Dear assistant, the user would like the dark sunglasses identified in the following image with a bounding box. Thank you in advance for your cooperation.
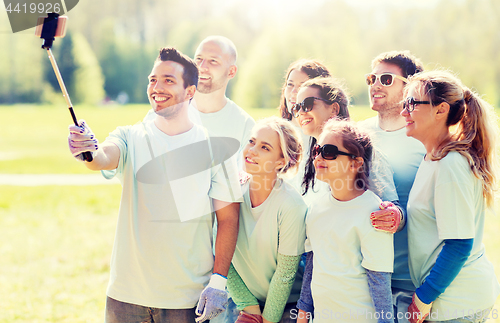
[365,73,408,87]
[403,97,430,112]
[313,144,357,160]
[291,97,332,118]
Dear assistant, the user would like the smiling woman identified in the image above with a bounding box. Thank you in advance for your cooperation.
[227,116,307,323]
[294,77,350,200]
[402,70,500,322]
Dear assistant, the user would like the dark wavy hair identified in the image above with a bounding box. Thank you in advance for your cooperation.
[156,47,199,89]
[300,77,351,195]
[371,50,424,78]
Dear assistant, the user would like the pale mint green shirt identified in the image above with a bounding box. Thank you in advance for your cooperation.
[408,152,500,320]
[306,190,394,323]
[101,121,242,308]
[359,116,426,291]
[231,178,307,303]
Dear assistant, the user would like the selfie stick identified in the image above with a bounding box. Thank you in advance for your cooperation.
[39,13,93,162]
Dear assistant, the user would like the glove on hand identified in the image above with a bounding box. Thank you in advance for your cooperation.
[235,311,264,323]
[68,120,98,161]
[407,293,432,323]
[195,274,228,322]
[370,201,402,233]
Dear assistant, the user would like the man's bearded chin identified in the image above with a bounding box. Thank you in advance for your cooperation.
[197,81,214,94]
[379,101,404,120]
[154,102,185,119]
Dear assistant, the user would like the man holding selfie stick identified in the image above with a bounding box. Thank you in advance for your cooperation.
[68,47,242,323]
[359,51,426,323]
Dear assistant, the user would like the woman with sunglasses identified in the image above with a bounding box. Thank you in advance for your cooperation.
[401,71,500,323]
[279,59,331,124]
[277,60,332,202]
[296,119,394,323]
[227,117,307,323]
[294,77,400,210]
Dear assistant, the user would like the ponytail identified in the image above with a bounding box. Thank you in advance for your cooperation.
[411,71,498,207]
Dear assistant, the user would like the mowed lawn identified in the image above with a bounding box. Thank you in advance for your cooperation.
[1,104,499,322]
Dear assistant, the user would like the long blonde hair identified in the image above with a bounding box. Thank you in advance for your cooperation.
[407,70,499,206]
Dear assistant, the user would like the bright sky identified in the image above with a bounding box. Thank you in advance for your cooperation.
[1,0,459,34]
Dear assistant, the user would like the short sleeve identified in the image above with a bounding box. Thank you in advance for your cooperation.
[361,228,394,273]
[101,126,131,181]
[369,148,398,202]
[434,156,476,239]
[304,237,312,253]
[209,154,243,203]
[277,199,308,256]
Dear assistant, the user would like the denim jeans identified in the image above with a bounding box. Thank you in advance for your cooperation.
[392,287,413,323]
[209,297,239,323]
[105,297,197,323]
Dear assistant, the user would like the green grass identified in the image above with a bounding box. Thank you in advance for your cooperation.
[0,104,376,174]
[0,185,121,323]
[1,104,499,322]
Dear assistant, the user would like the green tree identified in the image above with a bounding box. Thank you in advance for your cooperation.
[71,32,105,104]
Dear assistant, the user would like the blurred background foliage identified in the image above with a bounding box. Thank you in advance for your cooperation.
[0,0,499,108]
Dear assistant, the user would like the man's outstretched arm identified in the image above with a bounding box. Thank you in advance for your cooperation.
[68,119,119,171]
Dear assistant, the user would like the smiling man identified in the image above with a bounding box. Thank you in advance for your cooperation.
[144,36,255,168]
[359,51,426,323]
[190,36,255,158]
[68,47,242,323]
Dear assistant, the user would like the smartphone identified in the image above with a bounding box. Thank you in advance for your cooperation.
[35,15,68,38]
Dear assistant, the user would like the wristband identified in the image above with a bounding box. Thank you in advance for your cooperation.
[208,273,227,290]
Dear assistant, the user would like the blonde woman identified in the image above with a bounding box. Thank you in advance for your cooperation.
[402,71,500,322]
[228,117,307,323]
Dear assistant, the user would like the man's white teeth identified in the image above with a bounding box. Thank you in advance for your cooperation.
[374,94,384,98]
[153,95,168,102]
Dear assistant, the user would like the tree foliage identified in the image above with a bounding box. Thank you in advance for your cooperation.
[1,0,499,107]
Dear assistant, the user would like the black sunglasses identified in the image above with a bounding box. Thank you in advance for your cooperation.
[403,97,430,112]
[365,73,408,87]
[313,144,357,160]
[291,97,332,118]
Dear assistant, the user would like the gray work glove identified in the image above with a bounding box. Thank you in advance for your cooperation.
[195,274,228,322]
[68,119,98,161]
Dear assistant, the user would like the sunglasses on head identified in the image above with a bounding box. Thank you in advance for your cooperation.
[313,144,357,160]
[365,73,408,87]
[291,97,332,118]
[402,97,431,113]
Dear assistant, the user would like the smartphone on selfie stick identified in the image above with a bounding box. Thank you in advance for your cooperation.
[35,13,93,162]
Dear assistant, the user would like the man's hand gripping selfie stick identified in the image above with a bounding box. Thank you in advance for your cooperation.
[37,13,93,162]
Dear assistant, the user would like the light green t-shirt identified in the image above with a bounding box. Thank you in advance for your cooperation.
[306,190,394,323]
[231,178,307,303]
[144,98,255,167]
[359,116,426,291]
[101,121,242,308]
[407,152,500,320]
